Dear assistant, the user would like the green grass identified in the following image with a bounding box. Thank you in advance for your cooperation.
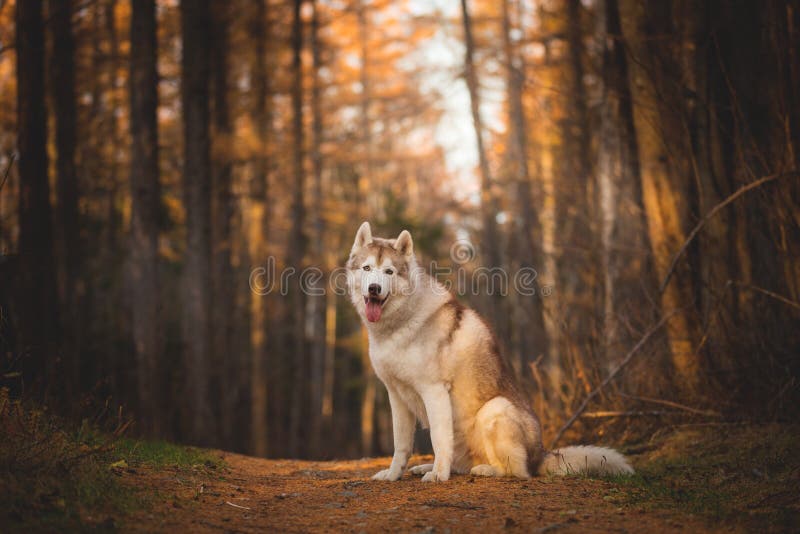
[114,438,222,469]
[0,388,222,532]
[612,424,800,532]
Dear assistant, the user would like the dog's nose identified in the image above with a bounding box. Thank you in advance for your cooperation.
[368,283,381,296]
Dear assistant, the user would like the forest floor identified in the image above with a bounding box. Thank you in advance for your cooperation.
[119,452,709,534]
[3,415,799,532]
[119,424,798,533]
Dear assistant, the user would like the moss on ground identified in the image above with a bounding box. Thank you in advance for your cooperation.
[0,388,222,532]
[615,424,800,532]
[114,438,220,469]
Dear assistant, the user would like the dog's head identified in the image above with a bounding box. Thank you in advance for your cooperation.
[346,222,418,324]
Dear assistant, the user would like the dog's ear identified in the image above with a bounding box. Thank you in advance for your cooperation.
[394,230,414,257]
[352,221,373,251]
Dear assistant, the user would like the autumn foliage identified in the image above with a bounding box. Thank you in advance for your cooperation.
[0,0,798,459]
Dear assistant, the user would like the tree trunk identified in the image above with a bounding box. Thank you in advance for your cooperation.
[211,0,236,449]
[619,0,702,395]
[103,0,123,399]
[357,0,375,215]
[181,0,213,445]
[461,0,504,336]
[16,0,59,390]
[129,0,161,435]
[501,0,549,387]
[561,0,600,389]
[596,0,658,365]
[287,0,307,458]
[49,0,81,395]
[683,0,731,334]
[308,0,327,459]
[249,0,271,457]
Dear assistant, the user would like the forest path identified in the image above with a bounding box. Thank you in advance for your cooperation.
[120,452,713,533]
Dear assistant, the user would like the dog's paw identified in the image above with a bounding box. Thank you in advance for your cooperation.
[409,463,434,476]
[421,470,450,482]
[371,468,401,481]
[469,464,496,477]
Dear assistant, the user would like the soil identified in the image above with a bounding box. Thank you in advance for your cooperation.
[120,453,714,533]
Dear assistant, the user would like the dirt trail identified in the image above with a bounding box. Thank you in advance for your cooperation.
[121,453,714,533]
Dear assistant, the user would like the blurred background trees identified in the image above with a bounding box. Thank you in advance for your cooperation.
[0,0,798,458]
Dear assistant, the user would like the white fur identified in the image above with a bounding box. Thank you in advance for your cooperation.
[539,445,634,476]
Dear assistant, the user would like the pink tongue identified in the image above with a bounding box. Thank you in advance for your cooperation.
[366,300,382,322]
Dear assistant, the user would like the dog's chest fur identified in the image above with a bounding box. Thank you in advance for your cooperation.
[370,327,441,382]
[367,293,454,427]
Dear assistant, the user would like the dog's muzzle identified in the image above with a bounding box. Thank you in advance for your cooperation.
[364,286,387,323]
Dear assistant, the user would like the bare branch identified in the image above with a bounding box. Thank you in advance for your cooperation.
[730,281,800,311]
[658,171,796,294]
[617,392,722,417]
[0,154,15,193]
[550,312,675,448]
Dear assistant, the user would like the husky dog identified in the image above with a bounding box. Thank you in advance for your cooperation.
[346,222,634,482]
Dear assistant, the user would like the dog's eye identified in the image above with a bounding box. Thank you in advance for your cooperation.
[385,269,394,275]
[362,265,371,271]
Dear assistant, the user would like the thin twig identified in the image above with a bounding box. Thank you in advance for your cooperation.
[550,312,674,448]
[224,501,251,510]
[582,410,672,418]
[0,154,15,193]
[617,392,722,417]
[659,171,795,293]
[730,281,800,311]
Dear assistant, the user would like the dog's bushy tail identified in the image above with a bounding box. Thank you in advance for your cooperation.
[538,445,634,476]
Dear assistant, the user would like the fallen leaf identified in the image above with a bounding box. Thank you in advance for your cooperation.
[109,459,128,470]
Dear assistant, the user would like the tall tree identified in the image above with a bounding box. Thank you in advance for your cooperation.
[619,0,702,394]
[210,0,237,448]
[500,0,549,385]
[181,0,213,444]
[80,0,125,396]
[596,0,657,362]
[129,0,162,435]
[103,0,122,255]
[460,0,504,329]
[681,0,737,391]
[49,0,81,392]
[556,0,601,401]
[287,0,307,457]
[357,0,374,214]
[309,0,327,458]
[248,0,271,458]
[16,0,59,388]
[102,0,124,396]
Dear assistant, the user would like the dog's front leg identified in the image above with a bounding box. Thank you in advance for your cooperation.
[419,384,453,482]
[372,386,415,481]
